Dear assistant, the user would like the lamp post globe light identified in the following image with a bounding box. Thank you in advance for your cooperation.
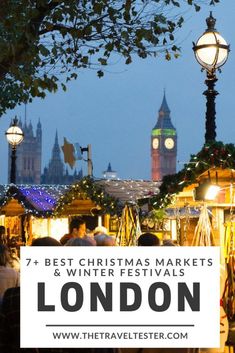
[5,116,24,184]
[193,12,229,143]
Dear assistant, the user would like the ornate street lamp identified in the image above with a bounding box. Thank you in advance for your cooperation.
[193,12,229,143]
[5,116,24,183]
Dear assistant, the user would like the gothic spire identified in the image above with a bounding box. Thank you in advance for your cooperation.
[55,130,58,145]
[52,130,62,160]
[153,91,176,130]
[37,117,42,129]
[36,118,42,142]
[107,162,112,172]
[51,130,62,163]
[24,103,27,128]
[158,90,170,114]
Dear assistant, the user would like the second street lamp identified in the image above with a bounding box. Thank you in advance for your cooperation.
[193,12,229,143]
[5,117,24,184]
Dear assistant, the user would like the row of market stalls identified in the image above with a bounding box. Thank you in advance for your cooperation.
[0,177,160,244]
[149,141,235,321]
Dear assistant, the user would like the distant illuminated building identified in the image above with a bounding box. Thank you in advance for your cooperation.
[41,131,83,184]
[8,118,42,184]
[103,163,117,179]
[151,92,177,181]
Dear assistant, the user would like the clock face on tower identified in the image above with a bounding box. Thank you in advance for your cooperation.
[164,137,174,149]
[152,138,159,149]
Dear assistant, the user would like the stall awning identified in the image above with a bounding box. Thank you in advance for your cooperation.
[0,184,69,216]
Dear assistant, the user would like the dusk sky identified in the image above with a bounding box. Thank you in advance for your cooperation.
[1,1,235,184]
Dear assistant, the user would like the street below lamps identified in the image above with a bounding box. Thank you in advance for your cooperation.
[193,12,229,144]
[5,117,24,184]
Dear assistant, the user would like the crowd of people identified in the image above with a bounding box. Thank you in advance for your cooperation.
[0,218,229,353]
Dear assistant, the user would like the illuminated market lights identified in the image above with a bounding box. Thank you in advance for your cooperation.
[150,142,235,209]
[0,177,160,218]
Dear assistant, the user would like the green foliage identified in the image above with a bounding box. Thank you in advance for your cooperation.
[150,141,235,209]
[148,209,167,230]
[54,176,122,216]
[148,208,166,222]
[0,0,218,115]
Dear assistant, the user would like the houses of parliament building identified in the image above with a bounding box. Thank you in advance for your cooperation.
[8,118,82,185]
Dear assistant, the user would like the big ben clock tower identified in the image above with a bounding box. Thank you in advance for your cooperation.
[151,92,177,181]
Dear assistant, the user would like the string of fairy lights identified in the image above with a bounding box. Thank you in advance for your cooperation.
[54,177,121,216]
[150,141,235,209]
[0,177,160,217]
[0,184,69,217]
[54,177,159,216]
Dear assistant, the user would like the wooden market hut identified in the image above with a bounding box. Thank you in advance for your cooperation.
[53,177,160,235]
[0,184,70,244]
[147,142,235,249]
[0,182,103,243]
[0,177,160,243]
[165,167,235,251]
[147,166,235,253]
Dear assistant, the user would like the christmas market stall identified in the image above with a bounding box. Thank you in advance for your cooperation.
[54,177,160,240]
[52,177,120,232]
[0,184,70,244]
[0,180,106,243]
[149,142,235,248]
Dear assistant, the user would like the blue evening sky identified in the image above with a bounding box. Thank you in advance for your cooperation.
[1,1,235,183]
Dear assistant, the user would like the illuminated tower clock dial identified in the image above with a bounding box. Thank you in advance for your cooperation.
[164,138,174,149]
[152,138,159,149]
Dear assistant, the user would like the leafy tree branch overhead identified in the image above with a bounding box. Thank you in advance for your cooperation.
[0,0,219,115]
